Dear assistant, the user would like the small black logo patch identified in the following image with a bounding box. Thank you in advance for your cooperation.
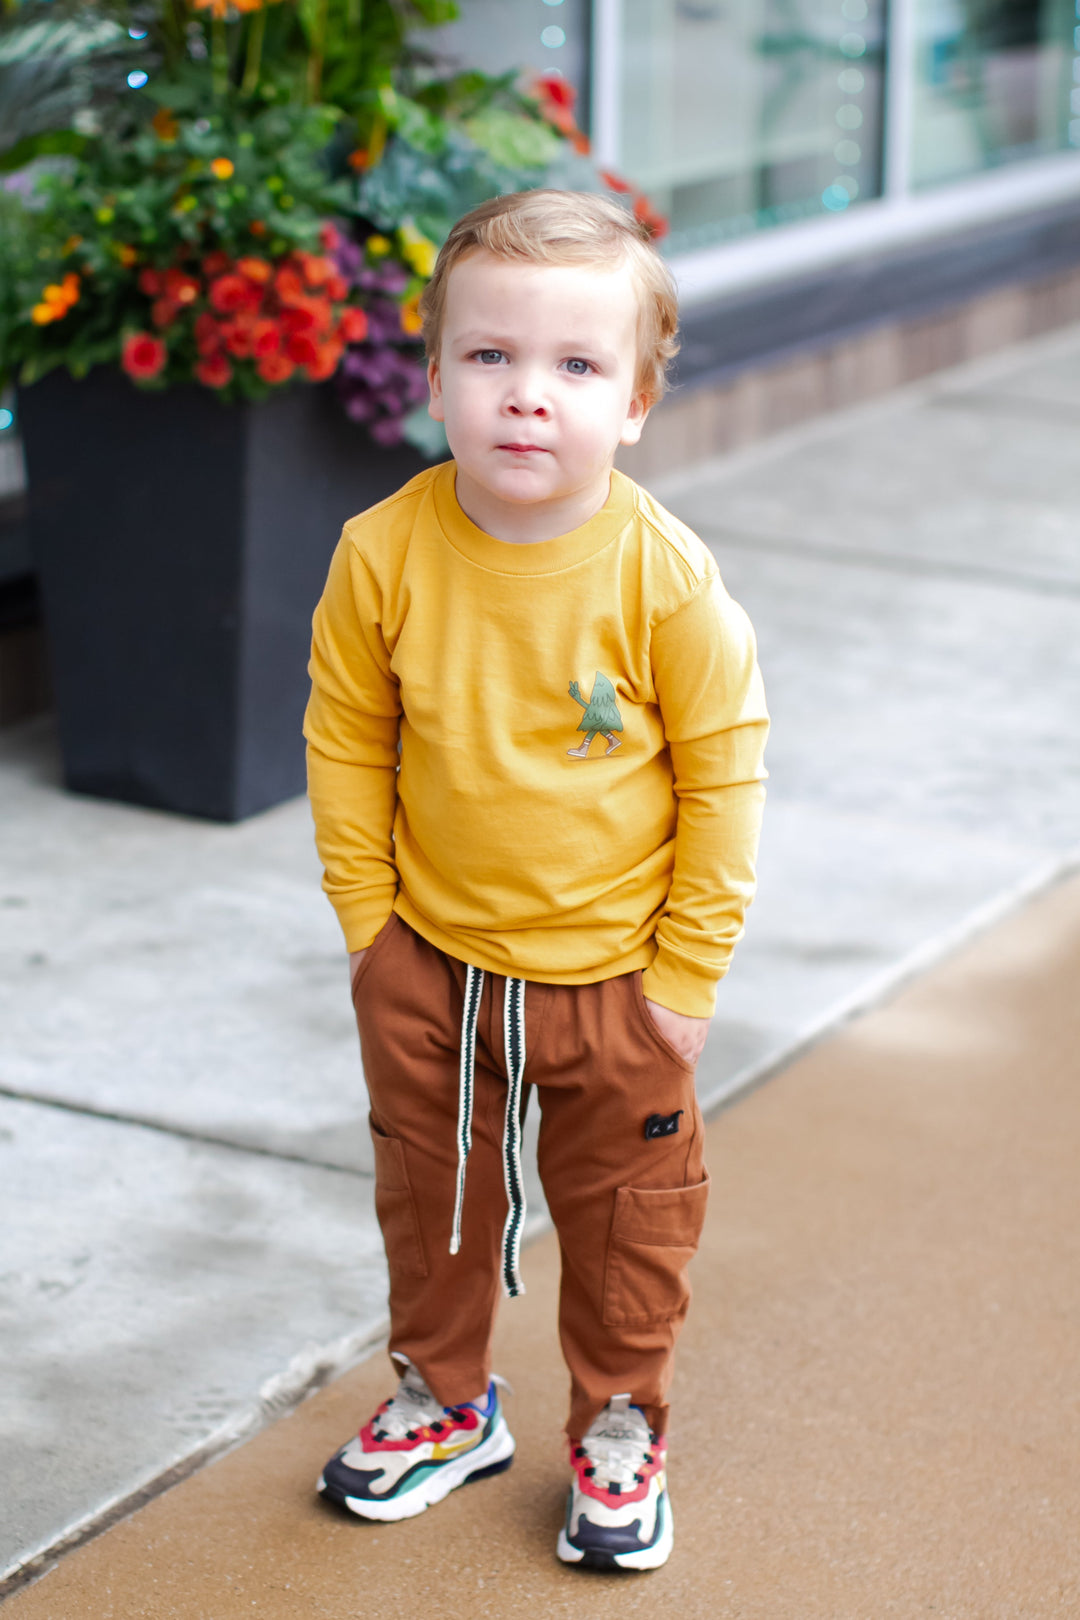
[644,1110,683,1140]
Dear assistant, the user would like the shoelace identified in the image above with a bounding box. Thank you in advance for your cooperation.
[581,1398,653,1491]
[371,1368,447,1440]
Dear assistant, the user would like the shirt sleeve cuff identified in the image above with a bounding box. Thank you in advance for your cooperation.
[641,943,725,1019]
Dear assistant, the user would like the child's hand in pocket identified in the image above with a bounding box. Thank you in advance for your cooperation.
[644,999,710,1066]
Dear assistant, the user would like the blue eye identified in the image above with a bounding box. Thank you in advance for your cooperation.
[477,350,504,364]
[564,358,591,376]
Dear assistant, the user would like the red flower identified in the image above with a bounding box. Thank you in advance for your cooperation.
[600,169,632,194]
[337,306,369,344]
[326,272,349,302]
[319,223,342,254]
[251,318,281,358]
[151,297,180,329]
[220,318,256,359]
[304,339,344,382]
[164,268,200,305]
[256,351,295,384]
[196,352,233,389]
[202,251,231,277]
[194,313,222,355]
[138,268,165,297]
[121,332,167,381]
[210,273,259,315]
[535,72,575,110]
[284,330,320,367]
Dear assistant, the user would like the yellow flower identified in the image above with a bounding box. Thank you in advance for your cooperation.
[31,303,55,325]
[210,157,235,181]
[399,292,423,336]
[398,225,437,279]
[95,206,115,225]
[366,234,391,258]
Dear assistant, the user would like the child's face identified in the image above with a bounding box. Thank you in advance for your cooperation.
[428,250,650,540]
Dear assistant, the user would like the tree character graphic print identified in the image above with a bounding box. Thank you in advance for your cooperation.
[567,671,623,758]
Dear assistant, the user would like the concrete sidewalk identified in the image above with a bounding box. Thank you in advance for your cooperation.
[8,862,1080,1618]
[3,322,1080,1594]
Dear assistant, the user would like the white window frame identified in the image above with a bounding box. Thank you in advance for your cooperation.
[591,0,1080,307]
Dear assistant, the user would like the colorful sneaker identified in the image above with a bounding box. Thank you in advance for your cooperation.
[317,1359,514,1522]
[556,1394,673,1571]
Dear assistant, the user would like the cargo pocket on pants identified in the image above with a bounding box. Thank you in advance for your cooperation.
[602,1172,710,1327]
[369,1118,428,1280]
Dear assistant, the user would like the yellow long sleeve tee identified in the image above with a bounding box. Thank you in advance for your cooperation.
[304,462,768,1018]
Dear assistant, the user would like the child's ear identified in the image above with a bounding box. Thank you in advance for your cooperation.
[619,391,651,448]
[427,358,445,423]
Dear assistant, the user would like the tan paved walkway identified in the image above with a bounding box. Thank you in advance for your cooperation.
[9,872,1080,1619]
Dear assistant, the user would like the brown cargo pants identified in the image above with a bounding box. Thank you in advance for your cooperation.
[352,912,710,1440]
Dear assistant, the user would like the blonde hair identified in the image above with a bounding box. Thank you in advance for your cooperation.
[418,190,680,405]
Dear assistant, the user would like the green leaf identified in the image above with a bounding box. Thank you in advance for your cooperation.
[462,108,562,170]
[0,128,86,173]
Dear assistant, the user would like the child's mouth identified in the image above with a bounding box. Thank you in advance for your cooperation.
[498,443,547,454]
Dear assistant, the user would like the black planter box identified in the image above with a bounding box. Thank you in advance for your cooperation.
[19,368,426,820]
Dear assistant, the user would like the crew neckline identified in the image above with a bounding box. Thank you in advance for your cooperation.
[432,462,636,576]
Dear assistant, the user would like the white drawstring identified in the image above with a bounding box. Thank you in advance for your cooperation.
[450,967,528,1298]
[501,976,527,1298]
[450,964,484,1256]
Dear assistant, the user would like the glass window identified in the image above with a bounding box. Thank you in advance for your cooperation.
[910,0,1079,186]
[426,0,592,119]
[617,0,886,252]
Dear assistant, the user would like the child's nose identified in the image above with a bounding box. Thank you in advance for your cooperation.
[505,370,550,417]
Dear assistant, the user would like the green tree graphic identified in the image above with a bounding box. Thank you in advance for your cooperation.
[567,672,624,757]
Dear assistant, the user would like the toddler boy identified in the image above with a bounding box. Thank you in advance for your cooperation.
[304,189,768,1570]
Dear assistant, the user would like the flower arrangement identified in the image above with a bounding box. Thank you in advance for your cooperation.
[0,0,668,451]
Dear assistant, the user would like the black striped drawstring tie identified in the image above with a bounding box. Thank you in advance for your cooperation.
[449,966,527,1298]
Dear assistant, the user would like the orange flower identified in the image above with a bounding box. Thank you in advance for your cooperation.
[298,252,334,288]
[116,244,138,267]
[33,275,81,323]
[122,332,168,381]
[347,149,370,172]
[338,306,368,344]
[399,293,422,336]
[304,339,344,382]
[196,351,233,389]
[256,351,295,384]
[209,158,235,181]
[152,108,179,142]
[189,0,229,17]
[326,272,349,301]
[599,169,631,195]
[632,194,669,240]
[274,264,307,306]
[62,234,83,255]
[151,297,180,329]
[249,221,268,239]
[236,257,273,284]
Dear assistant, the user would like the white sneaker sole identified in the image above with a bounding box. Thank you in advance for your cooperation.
[318,1417,515,1523]
[556,1493,674,1571]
